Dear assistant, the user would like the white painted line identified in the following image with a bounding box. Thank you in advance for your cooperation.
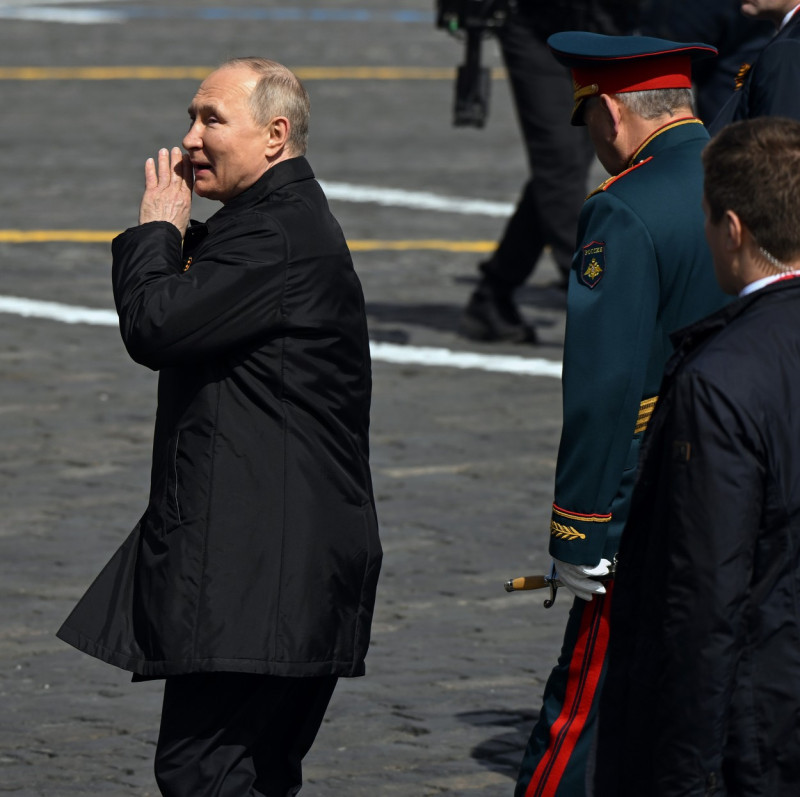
[0,0,121,5]
[1,296,562,378]
[370,341,561,377]
[0,295,119,326]
[319,181,514,217]
[2,11,122,24]
[0,0,125,24]
[0,4,435,25]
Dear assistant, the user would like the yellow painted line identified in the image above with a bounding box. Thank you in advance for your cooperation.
[0,66,507,81]
[348,239,495,253]
[0,66,213,81]
[0,230,116,243]
[0,231,495,253]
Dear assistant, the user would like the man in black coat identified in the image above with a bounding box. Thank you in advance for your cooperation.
[710,0,800,131]
[595,117,800,796]
[57,58,382,797]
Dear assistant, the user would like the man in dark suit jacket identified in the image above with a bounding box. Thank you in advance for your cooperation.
[57,58,382,797]
[710,0,800,130]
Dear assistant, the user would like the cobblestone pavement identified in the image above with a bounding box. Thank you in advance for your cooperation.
[0,2,597,794]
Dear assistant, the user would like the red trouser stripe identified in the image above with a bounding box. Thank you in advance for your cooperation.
[524,584,613,797]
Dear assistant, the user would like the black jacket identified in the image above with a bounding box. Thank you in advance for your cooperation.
[595,278,800,796]
[710,8,800,132]
[57,157,382,679]
[639,0,773,123]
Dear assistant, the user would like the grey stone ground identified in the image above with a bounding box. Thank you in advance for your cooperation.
[0,2,601,794]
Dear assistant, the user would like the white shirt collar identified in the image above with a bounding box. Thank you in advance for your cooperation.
[781,4,800,29]
[740,270,800,296]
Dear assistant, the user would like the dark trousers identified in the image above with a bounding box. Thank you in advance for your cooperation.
[482,12,594,286]
[155,673,338,797]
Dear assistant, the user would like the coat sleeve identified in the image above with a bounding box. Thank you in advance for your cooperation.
[549,191,660,565]
[652,370,764,794]
[111,216,289,369]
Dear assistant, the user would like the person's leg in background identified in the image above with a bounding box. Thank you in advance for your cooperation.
[460,12,594,343]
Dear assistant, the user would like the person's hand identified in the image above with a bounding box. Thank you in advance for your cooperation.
[138,147,193,235]
[553,558,611,602]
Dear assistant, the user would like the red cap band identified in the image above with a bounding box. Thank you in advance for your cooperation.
[572,53,693,99]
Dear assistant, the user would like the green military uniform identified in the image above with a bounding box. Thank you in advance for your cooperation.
[515,32,729,797]
[550,117,729,567]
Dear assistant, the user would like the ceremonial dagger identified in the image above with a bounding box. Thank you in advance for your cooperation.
[504,560,616,608]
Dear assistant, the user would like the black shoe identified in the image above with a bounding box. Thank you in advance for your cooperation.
[459,284,537,343]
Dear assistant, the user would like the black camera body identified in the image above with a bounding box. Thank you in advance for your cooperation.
[435,1,512,127]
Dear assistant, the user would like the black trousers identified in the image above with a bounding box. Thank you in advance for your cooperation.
[155,673,338,797]
[482,11,594,285]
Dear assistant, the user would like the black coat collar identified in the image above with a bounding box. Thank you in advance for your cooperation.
[216,156,315,216]
[666,277,800,378]
[183,156,315,251]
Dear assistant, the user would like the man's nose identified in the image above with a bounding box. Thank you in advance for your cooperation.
[183,122,201,150]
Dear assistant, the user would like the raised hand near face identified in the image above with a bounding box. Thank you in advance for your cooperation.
[138,146,193,236]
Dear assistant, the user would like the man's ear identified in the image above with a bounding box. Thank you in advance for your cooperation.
[265,116,290,158]
[597,93,623,136]
[724,209,744,252]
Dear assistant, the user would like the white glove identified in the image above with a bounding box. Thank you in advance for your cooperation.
[552,558,612,602]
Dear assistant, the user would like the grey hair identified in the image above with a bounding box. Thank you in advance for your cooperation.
[615,88,695,120]
[220,57,310,155]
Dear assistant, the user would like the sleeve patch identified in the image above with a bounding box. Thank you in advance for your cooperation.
[580,241,605,288]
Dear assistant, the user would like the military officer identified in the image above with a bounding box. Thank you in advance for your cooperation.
[514,33,730,797]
